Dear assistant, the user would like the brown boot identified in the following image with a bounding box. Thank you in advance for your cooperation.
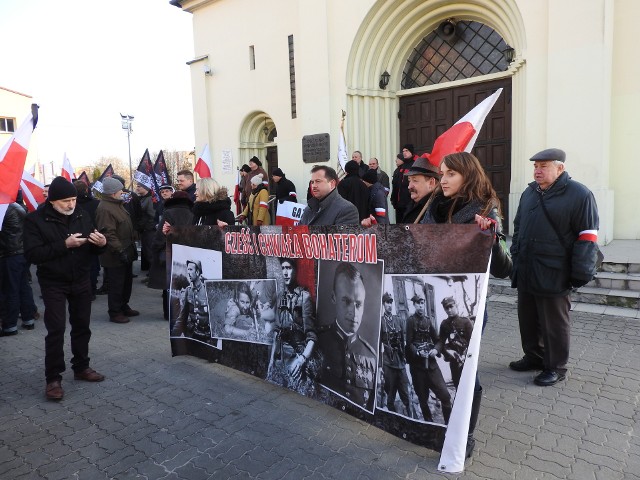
[46,380,64,401]
[109,314,130,324]
[74,368,105,382]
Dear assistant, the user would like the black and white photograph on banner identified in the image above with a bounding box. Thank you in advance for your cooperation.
[379,273,484,425]
[315,260,384,414]
[169,245,222,349]
[265,256,322,396]
[205,279,277,345]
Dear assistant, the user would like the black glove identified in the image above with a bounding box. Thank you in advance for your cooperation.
[119,250,131,264]
[570,277,590,289]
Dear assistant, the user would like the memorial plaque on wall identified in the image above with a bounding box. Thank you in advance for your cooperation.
[302,133,330,163]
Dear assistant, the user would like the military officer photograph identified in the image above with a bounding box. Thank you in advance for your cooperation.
[170,259,212,343]
[434,296,473,390]
[378,292,412,417]
[316,260,384,413]
[168,245,223,349]
[405,282,453,425]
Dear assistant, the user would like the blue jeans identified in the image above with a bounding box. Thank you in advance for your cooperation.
[2,254,37,332]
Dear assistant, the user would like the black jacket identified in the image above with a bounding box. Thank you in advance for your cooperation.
[0,203,28,257]
[275,176,298,204]
[401,194,430,224]
[24,203,105,285]
[76,194,99,224]
[511,171,599,296]
[192,195,236,226]
[337,173,369,221]
[391,160,413,212]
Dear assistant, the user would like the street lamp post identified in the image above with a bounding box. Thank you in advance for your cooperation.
[120,113,134,188]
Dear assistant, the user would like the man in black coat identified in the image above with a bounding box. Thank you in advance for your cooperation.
[271,168,297,214]
[401,156,440,223]
[337,160,369,221]
[509,148,600,387]
[24,176,108,401]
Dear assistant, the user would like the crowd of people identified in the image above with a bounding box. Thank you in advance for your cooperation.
[0,145,600,462]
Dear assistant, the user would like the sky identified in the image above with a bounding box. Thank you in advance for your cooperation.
[0,0,195,173]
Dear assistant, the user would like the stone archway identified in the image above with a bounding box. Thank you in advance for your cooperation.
[238,111,277,171]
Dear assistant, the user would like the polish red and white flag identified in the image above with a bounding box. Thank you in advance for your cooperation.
[0,110,37,227]
[20,170,45,212]
[427,88,503,167]
[61,152,76,181]
[194,143,213,178]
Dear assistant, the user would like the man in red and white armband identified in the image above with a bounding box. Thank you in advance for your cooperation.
[509,148,600,387]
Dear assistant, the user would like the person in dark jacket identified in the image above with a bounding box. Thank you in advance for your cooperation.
[134,183,156,273]
[176,169,197,202]
[351,150,369,178]
[337,160,369,221]
[361,168,389,224]
[419,151,512,458]
[272,168,297,213]
[96,177,139,324]
[509,148,599,388]
[74,181,101,298]
[391,145,417,220]
[149,191,194,319]
[0,193,38,335]
[367,157,390,194]
[243,157,269,203]
[191,178,236,226]
[401,156,441,223]
[23,176,107,400]
[299,166,359,226]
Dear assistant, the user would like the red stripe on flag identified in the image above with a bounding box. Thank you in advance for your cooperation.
[194,158,212,178]
[0,142,28,203]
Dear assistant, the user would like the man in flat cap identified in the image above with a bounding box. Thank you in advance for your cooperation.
[171,259,210,341]
[509,148,600,386]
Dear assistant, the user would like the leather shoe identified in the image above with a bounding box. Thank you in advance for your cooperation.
[123,308,139,317]
[46,380,64,400]
[534,370,566,386]
[0,330,18,337]
[509,357,544,372]
[109,314,130,324]
[74,368,105,382]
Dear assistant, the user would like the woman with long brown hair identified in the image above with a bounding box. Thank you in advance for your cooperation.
[419,151,511,459]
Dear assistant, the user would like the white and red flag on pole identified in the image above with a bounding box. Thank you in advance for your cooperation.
[20,170,45,212]
[0,105,38,227]
[194,143,213,178]
[337,111,348,179]
[61,152,76,181]
[27,163,36,176]
[426,88,503,167]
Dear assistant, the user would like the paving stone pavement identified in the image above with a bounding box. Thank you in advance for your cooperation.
[1,265,639,479]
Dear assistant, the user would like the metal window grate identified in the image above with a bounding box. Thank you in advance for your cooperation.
[402,21,509,89]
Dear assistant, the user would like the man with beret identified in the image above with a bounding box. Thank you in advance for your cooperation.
[361,168,389,224]
[405,284,452,423]
[299,166,359,226]
[337,160,370,221]
[96,177,139,324]
[379,292,411,415]
[271,167,297,214]
[24,176,108,400]
[434,297,473,389]
[509,148,600,386]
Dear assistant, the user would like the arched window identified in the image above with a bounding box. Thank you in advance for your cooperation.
[402,20,510,89]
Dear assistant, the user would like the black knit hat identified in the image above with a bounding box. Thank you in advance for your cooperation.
[48,176,77,201]
[402,144,415,155]
[272,168,284,177]
[362,169,378,184]
[249,156,262,167]
[345,160,359,174]
[240,164,251,173]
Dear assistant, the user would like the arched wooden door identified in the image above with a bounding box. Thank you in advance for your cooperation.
[399,78,512,231]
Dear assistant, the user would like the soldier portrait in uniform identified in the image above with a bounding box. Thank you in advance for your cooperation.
[266,258,322,396]
[434,296,473,390]
[316,260,384,413]
[205,279,276,345]
[169,245,222,348]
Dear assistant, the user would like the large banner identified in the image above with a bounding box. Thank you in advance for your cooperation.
[166,224,493,473]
